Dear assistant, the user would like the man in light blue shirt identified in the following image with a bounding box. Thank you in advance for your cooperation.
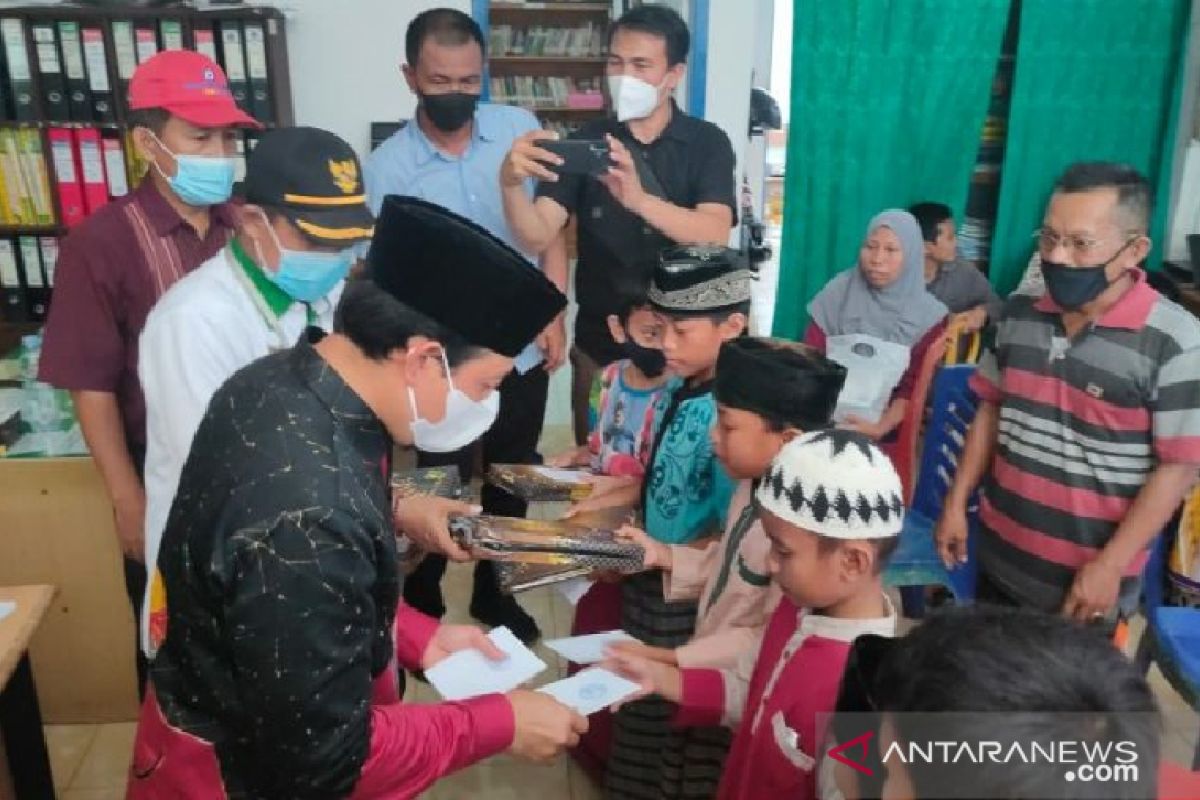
[365,8,567,645]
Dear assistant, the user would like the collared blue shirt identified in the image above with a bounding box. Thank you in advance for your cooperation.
[365,103,542,369]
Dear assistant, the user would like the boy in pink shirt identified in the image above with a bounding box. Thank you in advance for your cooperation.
[619,338,847,670]
[614,430,902,800]
[612,338,847,795]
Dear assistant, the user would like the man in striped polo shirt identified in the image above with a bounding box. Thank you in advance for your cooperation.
[936,162,1200,626]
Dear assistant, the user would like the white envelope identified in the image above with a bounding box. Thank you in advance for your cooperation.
[426,626,547,701]
[554,577,594,607]
[544,630,637,664]
[538,667,643,716]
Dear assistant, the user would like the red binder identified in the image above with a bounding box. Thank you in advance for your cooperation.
[47,126,86,226]
[74,126,109,216]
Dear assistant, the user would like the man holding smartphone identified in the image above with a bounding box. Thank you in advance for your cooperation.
[366,8,568,644]
[500,4,737,448]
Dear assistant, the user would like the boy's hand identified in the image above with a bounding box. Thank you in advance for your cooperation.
[581,473,638,497]
[616,524,672,570]
[564,475,641,518]
[607,640,677,665]
[547,447,591,468]
[605,651,682,705]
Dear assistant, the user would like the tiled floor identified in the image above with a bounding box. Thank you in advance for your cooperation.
[41,567,600,799]
[36,428,1200,797]
[41,584,1200,798]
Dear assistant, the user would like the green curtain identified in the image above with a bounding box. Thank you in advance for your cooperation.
[988,0,1191,295]
[772,0,1010,340]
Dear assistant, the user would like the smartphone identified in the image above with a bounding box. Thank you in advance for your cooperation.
[540,139,612,177]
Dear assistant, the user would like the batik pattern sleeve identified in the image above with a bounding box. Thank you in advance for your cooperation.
[225,508,511,798]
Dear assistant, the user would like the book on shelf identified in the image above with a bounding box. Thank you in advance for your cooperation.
[489,23,605,58]
[0,127,55,227]
[31,21,69,121]
[16,234,48,320]
[159,19,185,52]
[1,17,36,121]
[217,20,249,114]
[489,75,603,110]
[0,237,25,321]
[58,21,93,122]
[134,22,158,64]
[81,25,116,122]
[0,234,51,321]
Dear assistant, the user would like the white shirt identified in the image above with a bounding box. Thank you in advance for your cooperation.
[138,245,340,654]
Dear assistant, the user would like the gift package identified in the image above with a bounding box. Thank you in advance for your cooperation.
[448,514,643,592]
[486,463,593,502]
[391,466,464,500]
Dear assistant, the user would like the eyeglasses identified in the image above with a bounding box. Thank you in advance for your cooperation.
[1032,228,1142,256]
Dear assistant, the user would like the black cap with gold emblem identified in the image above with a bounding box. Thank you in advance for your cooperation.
[240,126,375,247]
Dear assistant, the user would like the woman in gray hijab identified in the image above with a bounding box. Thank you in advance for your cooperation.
[803,209,948,443]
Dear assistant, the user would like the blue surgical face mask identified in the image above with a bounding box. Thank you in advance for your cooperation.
[255,215,354,303]
[151,134,237,207]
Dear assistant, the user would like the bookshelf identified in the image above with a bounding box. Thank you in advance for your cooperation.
[0,4,293,327]
[482,0,613,137]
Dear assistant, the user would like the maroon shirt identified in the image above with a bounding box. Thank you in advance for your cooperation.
[38,180,234,459]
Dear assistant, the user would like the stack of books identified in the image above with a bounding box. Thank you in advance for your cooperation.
[488,23,605,58]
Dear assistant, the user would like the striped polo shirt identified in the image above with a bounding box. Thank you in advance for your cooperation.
[970,270,1200,612]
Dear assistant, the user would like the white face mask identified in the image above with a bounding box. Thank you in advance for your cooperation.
[607,74,665,123]
[407,349,500,453]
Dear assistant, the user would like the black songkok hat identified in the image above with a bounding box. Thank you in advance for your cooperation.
[715,337,847,430]
[648,245,753,316]
[367,196,567,358]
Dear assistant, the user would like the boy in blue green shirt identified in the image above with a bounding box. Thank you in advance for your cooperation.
[599,245,750,798]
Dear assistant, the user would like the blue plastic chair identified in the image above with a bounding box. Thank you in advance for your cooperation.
[885,364,980,613]
[1135,525,1200,769]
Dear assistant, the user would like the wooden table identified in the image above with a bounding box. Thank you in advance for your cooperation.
[0,584,56,800]
[0,458,138,723]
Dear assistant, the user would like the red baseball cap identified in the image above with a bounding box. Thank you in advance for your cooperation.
[128,50,261,129]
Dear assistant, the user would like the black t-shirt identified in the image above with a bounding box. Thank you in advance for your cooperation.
[536,103,736,364]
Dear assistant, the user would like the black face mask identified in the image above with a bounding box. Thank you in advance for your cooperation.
[420,91,479,133]
[622,336,667,378]
[1041,238,1134,311]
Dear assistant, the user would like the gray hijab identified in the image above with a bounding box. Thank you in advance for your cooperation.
[807,209,948,345]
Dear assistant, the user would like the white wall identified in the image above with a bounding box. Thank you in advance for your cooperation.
[274,0,758,168]
[269,0,762,428]
[274,0,470,157]
[701,0,759,206]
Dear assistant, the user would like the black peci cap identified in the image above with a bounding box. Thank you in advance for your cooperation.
[715,337,847,430]
[648,245,753,316]
[240,126,374,247]
[367,196,567,358]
